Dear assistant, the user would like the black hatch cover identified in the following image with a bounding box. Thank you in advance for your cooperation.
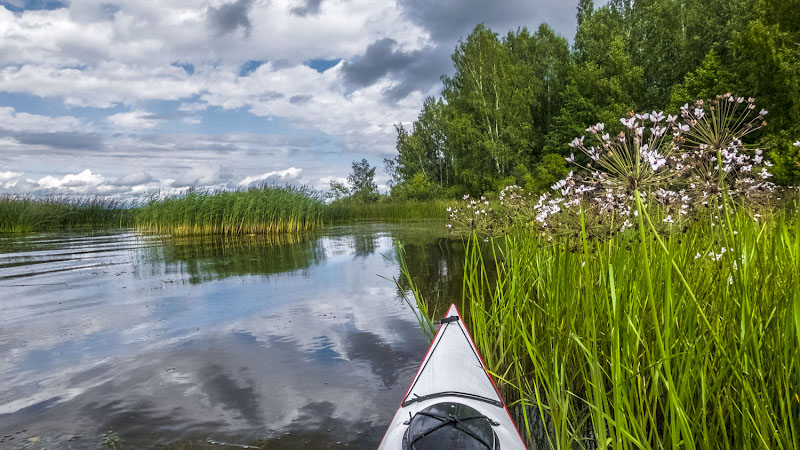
[402,402,500,450]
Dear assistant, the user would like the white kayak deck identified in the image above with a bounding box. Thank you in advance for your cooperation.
[378,304,527,450]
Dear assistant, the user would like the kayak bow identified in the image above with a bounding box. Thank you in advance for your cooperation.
[378,304,526,450]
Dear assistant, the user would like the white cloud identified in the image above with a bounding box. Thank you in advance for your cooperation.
[198,62,427,154]
[239,166,302,186]
[170,164,231,188]
[0,0,581,193]
[318,175,348,186]
[0,170,22,188]
[113,171,154,186]
[0,106,84,132]
[0,1,429,149]
[107,110,161,129]
[37,169,105,191]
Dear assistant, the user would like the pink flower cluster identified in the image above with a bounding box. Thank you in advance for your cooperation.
[447,94,783,237]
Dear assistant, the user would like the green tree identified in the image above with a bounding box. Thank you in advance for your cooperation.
[389,98,452,187]
[545,4,644,155]
[326,180,350,202]
[387,0,800,194]
[505,24,570,163]
[347,159,379,202]
[576,0,593,27]
[443,24,519,177]
[732,19,800,183]
[668,50,737,108]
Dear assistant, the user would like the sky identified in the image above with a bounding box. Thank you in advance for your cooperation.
[0,0,583,196]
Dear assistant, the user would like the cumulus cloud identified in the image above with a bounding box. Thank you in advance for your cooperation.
[239,167,303,187]
[36,169,106,193]
[0,106,83,132]
[290,0,323,17]
[289,94,313,105]
[0,170,23,189]
[0,168,160,196]
[113,171,155,186]
[0,0,581,194]
[341,39,450,102]
[169,164,233,188]
[342,38,416,87]
[0,107,102,151]
[398,0,577,42]
[108,111,162,129]
[208,0,254,37]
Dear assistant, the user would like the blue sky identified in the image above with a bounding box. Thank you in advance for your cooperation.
[0,0,582,196]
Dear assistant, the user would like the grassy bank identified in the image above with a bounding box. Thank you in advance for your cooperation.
[439,204,799,449]
[133,186,324,236]
[0,196,131,233]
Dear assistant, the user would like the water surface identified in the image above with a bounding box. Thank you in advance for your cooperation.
[0,224,465,449]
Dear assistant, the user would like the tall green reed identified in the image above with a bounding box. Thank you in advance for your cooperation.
[436,95,798,449]
[134,185,324,236]
[0,195,131,232]
[454,203,799,449]
[324,199,450,223]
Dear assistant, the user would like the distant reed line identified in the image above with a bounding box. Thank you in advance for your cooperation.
[323,198,450,223]
[1,187,448,235]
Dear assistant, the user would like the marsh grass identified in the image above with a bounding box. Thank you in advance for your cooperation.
[1,188,449,235]
[0,195,131,232]
[134,185,324,236]
[324,199,450,223]
[449,202,800,449]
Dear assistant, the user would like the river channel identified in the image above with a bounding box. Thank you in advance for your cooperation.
[0,223,467,449]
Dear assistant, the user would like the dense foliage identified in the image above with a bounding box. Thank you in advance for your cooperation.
[387,0,800,196]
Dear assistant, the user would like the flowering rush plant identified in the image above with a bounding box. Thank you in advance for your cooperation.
[447,94,780,237]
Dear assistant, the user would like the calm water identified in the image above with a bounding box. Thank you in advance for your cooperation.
[0,224,467,449]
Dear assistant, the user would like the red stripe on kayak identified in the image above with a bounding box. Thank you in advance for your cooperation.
[375,306,449,449]
[451,304,528,448]
[377,303,528,449]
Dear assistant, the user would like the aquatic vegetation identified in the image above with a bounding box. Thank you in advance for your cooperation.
[100,430,122,450]
[324,198,450,223]
[0,195,131,232]
[133,185,324,236]
[1,188,451,235]
[426,95,800,448]
[456,205,799,449]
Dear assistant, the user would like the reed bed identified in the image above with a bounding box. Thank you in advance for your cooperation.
[444,204,800,449]
[0,195,131,232]
[1,189,450,236]
[134,186,324,236]
[324,199,450,223]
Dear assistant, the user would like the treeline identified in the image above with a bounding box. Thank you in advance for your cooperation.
[386,0,800,196]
